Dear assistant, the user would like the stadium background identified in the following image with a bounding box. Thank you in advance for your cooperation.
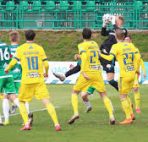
[0,0,147,29]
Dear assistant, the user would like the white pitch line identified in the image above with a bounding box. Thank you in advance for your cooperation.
[2,106,60,118]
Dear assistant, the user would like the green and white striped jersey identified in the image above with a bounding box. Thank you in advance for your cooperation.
[0,41,12,78]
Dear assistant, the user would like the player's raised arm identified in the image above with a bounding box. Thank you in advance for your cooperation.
[41,47,49,77]
[5,48,21,72]
[140,59,147,78]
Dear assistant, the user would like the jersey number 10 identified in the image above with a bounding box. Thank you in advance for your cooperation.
[27,56,38,70]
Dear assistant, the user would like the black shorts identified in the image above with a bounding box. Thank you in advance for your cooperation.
[100,57,115,73]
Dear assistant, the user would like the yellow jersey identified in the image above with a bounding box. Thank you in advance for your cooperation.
[101,42,141,77]
[7,42,48,84]
[78,40,101,73]
[111,42,141,77]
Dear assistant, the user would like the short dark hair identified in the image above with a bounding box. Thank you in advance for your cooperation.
[82,28,92,39]
[25,30,36,41]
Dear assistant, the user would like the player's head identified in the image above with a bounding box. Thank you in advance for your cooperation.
[124,34,132,43]
[115,16,124,27]
[9,31,20,43]
[25,30,36,41]
[115,29,126,41]
[82,28,92,40]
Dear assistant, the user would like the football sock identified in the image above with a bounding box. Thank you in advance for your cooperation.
[14,98,20,107]
[72,93,79,115]
[83,100,92,108]
[121,98,131,119]
[109,80,118,91]
[25,102,30,114]
[19,101,29,125]
[65,65,81,77]
[134,91,141,109]
[103,96,114,118]
[127,96,133,114]
[2,99,10,122]
[46,103,59,126]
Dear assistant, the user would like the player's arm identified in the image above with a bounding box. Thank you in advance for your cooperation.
[5,48,20,72]
[140,59,146,78]
[80,51,90,80]
[5,58,17,72]
[100,53,114,61]
[100,45,117,61]
[41,47,49,77]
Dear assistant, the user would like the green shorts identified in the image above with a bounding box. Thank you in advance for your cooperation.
[0,77,16,95]
[14,82,21,95]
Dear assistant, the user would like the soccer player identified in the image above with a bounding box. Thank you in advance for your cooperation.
[5,30,61,131]
[9,31,30,115]
[100,15,127,91]
[0,34,16,125]
[100,29,141,124]
[68,28,115,125]
[124,35,146,113]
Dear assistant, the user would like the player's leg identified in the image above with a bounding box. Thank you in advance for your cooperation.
[3,77,17,125]
[99,92,115,124]
[35,82,61,131]
[2,95,10,125]
[42,98,61,131]
[133,75,141,113]
[92,72,115,124]
[119,77,134,124]
[68,74,89,124]
[101,60,118,91]
[0,94,3,125]
[80,86,95,113]
[133,87,141,113]
[18,84,33,130]
[119,94,133,124]
[107,73,118,91]
[53,64,81,81]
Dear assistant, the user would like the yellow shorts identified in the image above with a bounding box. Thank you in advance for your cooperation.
[18,82,49,102]
[119,76,135,94]
[73,72,106,93]
[133,74,140,88]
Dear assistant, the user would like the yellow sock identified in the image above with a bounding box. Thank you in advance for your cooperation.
[103,96,114,118]
[72,93,79,115]
[121,98,131,119]
[19,101,29,125]
[127,96,133,114]
[134,91,141,109]
[46,103,59,126]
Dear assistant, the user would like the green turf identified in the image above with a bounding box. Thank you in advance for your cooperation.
[0,31,148,61]
[0,84,148,142]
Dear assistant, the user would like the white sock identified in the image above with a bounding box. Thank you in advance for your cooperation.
[0,114,2,123]
[2,99,10,122]
[14,98,20,107]
[83,100,92,108]
[25,102,30,114]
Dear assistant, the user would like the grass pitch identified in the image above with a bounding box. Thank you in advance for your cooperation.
[0,84,148,142]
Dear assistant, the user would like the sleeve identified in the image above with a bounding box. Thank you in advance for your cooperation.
[14,47,21,61]
[5,58,17,71]
[40,47,48,62]
[80,51,87,71]
[100,45,117,61]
